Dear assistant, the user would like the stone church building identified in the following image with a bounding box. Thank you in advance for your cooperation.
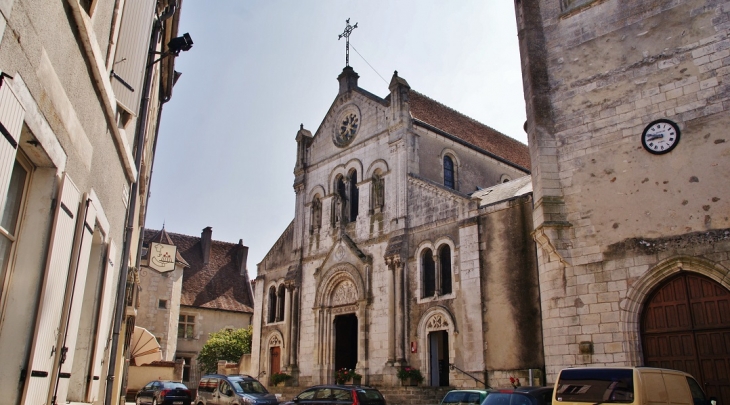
[250,67,544,388]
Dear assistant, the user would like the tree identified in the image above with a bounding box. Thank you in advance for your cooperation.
[197,326,252,374]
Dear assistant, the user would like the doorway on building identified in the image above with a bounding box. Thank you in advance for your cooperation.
[270,346,281,376]
[428,330,449,386]
[641,273,730,404]
[334,313,358,374]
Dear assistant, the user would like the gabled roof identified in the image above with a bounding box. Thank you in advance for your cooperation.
[144,229,254,313]
[409,91,531,170]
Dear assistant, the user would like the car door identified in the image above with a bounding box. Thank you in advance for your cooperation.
[137,382,155,405]
[218,380,236,405]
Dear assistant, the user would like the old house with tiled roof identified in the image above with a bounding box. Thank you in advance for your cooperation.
[251,67,543,389]
[137,227,254,386]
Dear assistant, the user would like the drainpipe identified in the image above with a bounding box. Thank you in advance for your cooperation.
[104,4,177,404]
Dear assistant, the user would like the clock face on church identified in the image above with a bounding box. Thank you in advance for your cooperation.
[334,106,360,147]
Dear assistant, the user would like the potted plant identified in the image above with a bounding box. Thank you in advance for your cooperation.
[396,367,424,386]
[335,368,362,384]
[270,372,292,387]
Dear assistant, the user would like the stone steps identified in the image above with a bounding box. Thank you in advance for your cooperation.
[268,385,453,405]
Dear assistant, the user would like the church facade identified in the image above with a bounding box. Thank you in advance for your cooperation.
[250,67,544,388]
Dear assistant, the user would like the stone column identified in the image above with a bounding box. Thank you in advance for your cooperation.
[283,286,293,368]
[395,261,405,363]
[386,260,396,365]
[434,253,441,295]
[357,300,368,369]
[288,287,299,368]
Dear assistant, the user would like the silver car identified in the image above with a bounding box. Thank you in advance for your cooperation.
[195,374,279,405]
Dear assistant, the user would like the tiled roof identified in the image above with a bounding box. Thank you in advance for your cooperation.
[408,91,531,170]
[144,229,254,313]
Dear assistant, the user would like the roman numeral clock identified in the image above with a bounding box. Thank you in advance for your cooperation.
[641,119,681,154]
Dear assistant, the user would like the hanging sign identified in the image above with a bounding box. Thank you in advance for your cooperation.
[149,242,176,272]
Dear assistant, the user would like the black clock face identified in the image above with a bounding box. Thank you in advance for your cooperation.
[642,119,680,154]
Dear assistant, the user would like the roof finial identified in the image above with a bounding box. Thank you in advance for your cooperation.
[338,18,358,67]
[300,123,304,130]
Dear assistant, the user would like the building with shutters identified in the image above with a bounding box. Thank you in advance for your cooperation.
[250,67,544,389]
[0,1,186,405]
[514,0,730,401]
[134,227,254,389]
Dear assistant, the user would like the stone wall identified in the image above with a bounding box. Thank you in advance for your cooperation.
[516,0,730,382]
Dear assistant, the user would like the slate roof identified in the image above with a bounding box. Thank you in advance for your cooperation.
[144,228,254,313]
[472,175,533,207]
[408,91,531,170]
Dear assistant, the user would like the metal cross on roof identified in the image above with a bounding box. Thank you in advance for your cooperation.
[338,18,358,67]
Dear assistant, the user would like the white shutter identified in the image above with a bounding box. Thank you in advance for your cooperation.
[86,240,118,402]
[21,175,80,405]
[0,75,25,213]
[54,200,97,404]
[110,0,156,112]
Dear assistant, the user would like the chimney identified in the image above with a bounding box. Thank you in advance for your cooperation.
[201,226,212,264]
[236,239,249,276]
[337,66,359,95]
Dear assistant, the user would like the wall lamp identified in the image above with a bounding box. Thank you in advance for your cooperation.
[150,32,194,66]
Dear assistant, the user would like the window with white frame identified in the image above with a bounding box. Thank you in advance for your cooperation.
[0,156,30,308]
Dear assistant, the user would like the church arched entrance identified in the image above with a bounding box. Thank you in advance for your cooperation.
[334,313,358,372]
[641,272,730,403]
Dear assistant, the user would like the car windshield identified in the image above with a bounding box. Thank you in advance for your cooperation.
[230,379,268,394]
[483,392,536,405]
[555,369,634,403]
[358,389,384,401]
[162,382,187,389]
[442,391,482,404]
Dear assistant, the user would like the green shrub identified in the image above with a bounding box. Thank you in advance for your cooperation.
[196,326,252,374]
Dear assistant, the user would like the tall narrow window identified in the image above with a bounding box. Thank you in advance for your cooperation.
[268,286,277,323]
[0,160,29,304]
[348,170,359,221]
[443,156,454,189]
[439,245,452,295]
[423,249,436,298]
[276,285,286,322]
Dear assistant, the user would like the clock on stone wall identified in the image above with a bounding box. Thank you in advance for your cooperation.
[641,119,680,154]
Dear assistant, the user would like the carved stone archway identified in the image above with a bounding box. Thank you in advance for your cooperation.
[312,264,369,385]
[417,306,457,386]
[263,330,284,384]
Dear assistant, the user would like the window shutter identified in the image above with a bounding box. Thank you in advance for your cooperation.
[21,174,80,405]
[0,76,25,213]
[54,200,97,404]
[110,0,156,112]
[86,240,117,402]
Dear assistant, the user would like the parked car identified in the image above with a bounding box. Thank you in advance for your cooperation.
[481,386,554,405]
[283,385,386,405]
[441,389,490,405]
[135,380,192,405]
[195,374,279,405]
[552,367,716,405]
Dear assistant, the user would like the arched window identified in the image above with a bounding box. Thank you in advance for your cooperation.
[439,245,452,295]
[267,286,277,323]
[276,285,286,322]
[443,156,455,189]
[348,170,359,221]
[423,249,436,298]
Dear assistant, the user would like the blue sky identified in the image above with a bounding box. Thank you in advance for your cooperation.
[146,1,526,275]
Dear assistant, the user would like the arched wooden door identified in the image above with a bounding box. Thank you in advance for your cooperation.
[641,273,730,403]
